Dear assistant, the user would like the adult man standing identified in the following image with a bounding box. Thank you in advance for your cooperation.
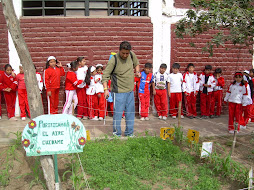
[102,41,140,137]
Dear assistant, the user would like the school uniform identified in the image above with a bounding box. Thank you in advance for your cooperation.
[95,73,106,118]
[86,76,98,119]
[182,72,199,117]
[224,82,248,131]
[199,72,216,117]
[136,71,153,118]
[168,72,183,117]
[0,72,18,118]
[16,73,30,118]
[211,76,225,116]
[0,71,4,117]
[36,72,43,93]
[62,71,83,115]
[76,66,88,118]
[239,83,252,127]
[153,72,169,117]
[44,66,65,114]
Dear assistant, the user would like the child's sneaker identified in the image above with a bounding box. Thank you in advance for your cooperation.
[82,117,88,120]
[140,117,145,121]
[172,116,176,119]
[158,116,162,120]
[145,117,150,121]
[240,125,246,130]
[162,116,167,120]
[0,116,2,120]
[21,117,26,121]
[9,117,17,121]
[98,117,103,121]
[181,115,184,119]
[90,117,98,121]
[228,130,234,134]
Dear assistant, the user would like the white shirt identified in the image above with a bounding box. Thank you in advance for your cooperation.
[153,72,168,90]
[86,76,96,95]
[168,73,183,93]
[182,72,199,93]
[224,82,248,105]
[95,73,104,93]
[76,66,88,88]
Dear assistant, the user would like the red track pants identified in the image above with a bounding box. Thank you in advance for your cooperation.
[97,93,106,118]
[169,92,183,117]
[18,89,30,118]
[184,92,197,117]
[47,88,60,114]
[76,88,88,118]
[3,91,16,118]
[154,89,168,117]
[211,90,223,116]
[239,105,251,127]
[139,92,150,117]
[87,94,98,119]
[200,92,213,116]
[228,102,242,131]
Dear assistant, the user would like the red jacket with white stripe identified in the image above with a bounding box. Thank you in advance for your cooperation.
[44,66,65,89]
[0,72,18,92]
[65,71,83,90]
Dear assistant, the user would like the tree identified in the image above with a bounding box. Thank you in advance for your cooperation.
[1,1,59,189]
[174,0,254,55]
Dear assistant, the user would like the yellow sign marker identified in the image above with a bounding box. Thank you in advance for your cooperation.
[187,129,199,143]
[160,127,175,140]
[86,130,91,141]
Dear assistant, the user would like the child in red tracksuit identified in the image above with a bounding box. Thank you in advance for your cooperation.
[211,68,225,118]
[62,61,83,115]
[85,66,98,120]
[199,65,216,119]
[182,63,199,119]
[152,63,170,120]
[224,72,249,133]
[168,63,184,119]
[136,63,153,121]
[95,64,106,121]
[76,57,88,119]
[249,69,254,122]
[0,70,4,119]
[44,56,65,114]
[16,65,30,120]
[0,64,18,120]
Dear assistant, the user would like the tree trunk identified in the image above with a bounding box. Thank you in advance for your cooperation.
[1,1,59,189]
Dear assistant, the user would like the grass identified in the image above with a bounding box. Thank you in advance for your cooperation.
[64,136,228,190]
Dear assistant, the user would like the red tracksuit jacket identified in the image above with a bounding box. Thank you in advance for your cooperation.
[44,66,65,89]
[65,71,83,90]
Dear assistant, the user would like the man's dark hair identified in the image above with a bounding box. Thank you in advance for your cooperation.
[145,62,152,68]
[160,63,167,69]
[205,65,212,70]
[172,63,180,69]
[119,41,132,50]
[215,68,222,74]
[187,63,194,69]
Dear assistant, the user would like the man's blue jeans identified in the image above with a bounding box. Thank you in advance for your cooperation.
[112,91,135,136]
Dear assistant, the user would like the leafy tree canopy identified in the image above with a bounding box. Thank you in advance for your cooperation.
[174,0,254,55]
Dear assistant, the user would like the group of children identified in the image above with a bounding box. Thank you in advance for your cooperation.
[1,56,253,134]
[137,62,254,133]
[0,56,107,121]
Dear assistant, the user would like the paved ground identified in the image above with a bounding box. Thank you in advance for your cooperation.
[0,114,254,146]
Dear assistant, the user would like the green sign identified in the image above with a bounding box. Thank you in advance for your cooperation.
[22,114,87,156]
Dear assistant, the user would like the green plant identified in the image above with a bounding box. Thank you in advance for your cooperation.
[173,124,184,143]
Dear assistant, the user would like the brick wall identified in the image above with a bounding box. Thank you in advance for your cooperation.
[0,3,8,112]
[171,24,253,114]
[174,0,191,9]
[20,17,153,114]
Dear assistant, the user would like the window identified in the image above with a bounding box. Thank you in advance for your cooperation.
[22,0,148,16]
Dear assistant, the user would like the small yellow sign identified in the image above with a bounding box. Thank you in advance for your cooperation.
[86,130,91,141]
[187,129,199,143]
[160,127,175,140]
